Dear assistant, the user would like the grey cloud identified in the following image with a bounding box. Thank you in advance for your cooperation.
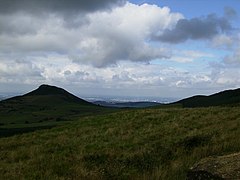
[0,59,45,83]
[71,45,169,67]
[0,0,126,33]
[70,35,170,67]
[112,71,134,82]
[0,0,126,15]
[0,14,43,35]
[223,47,240,66]
[61,70,92,84]
[0,2,179,67]
[64,70,72,76]
[210,67,240,87]
[75,71,89,77]
[156,14,232,43]
[224,7,237,19]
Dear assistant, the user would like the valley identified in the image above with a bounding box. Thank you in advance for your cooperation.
[0,85,240,179]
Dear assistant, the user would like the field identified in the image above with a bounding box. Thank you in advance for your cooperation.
[1,106,240,179]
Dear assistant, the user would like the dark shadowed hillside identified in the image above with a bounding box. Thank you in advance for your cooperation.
[0,85,112,136]
[174,88,240,107]
[23,84,90,104]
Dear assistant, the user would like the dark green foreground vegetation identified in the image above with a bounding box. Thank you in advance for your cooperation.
[1,106,240,179]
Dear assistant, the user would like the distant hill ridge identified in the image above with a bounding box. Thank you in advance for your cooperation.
[174,88,240,107]
[93,101,161,108]
[25,84,71,96]
[0,84,112,137]
[2,85,240,108]
[0,84,105,129]
[23,84,91,104]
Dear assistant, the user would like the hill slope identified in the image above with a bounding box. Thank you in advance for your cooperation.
[0,106,240,179]
[7,84,92,105]
[174,88,240,107]
[0,84,108,127]
[23,84,90,104]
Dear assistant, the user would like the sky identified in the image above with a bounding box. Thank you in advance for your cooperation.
[0,0,239,98]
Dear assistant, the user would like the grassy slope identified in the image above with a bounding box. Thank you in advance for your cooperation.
[174,88,240,107]
[0,94,114,137]
[0,84,110,125]
[0,95,105,123]
[0,106,240,179]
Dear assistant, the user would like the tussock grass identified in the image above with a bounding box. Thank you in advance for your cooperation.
[0,106,240,179]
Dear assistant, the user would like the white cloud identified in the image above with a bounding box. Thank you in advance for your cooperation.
[0,60,45,84]
[70,2,183,66]
[0,53,238,97]
[223,47,240,65]
[0,1,239,97]
[214,69,240,87]
[0,2,183,67]
[211,34,235,49]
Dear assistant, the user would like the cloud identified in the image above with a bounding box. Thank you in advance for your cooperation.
[66,3,182,66]
[224,6,237,19]
[214,33,240,66]
[0,60,45,84]
[223,47,240,66]
[56,61,213,91]
[155,14,232,43]
[0,0,126,34]
[0,2,182,66]
[0,54,238,97]
[209,34,240,89]
[0,55,210,91]
[211,67,240,88]
[0,13,44,36]
[170,50,214,63]
[1,1,239,97]
[0,0,126,15]
[211,34,235,49]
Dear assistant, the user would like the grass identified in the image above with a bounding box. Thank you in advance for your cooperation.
[0,94,116,137]
[0,95,111,125]
[0,106,240,179]
[174,88,240,108]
